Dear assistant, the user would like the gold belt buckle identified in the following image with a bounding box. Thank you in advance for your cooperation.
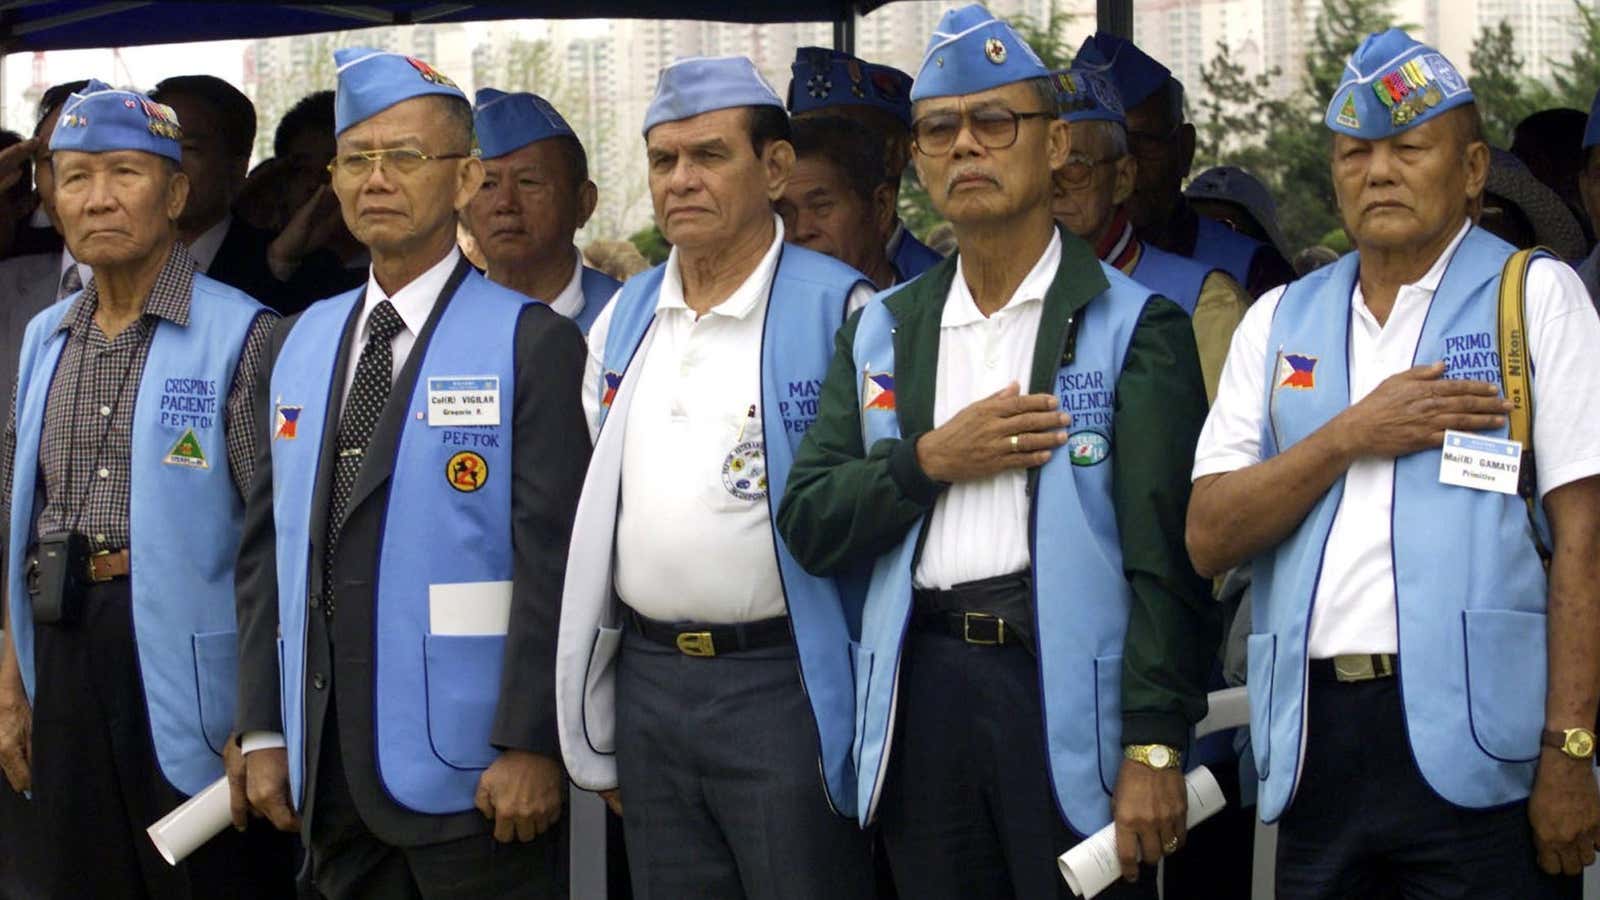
[1332,653,1393,682]
[962,612,1004,646]
[675,631,716,657]
[85,549,111,584]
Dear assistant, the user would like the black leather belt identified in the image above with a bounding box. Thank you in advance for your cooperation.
[1310,653,1397,684]
[911,572,1034,649]
[627,610,792,657]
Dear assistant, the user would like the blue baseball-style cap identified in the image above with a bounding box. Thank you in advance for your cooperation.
[788,47,914,128]
[908,4,1051,103]
[1052,68,1124,124]
[1073,33,1170,111]
[48,79,182,162]
[1324,28,1473,140]
[473,88,577,160]
[333,46,468,136]
[642,56,785,138]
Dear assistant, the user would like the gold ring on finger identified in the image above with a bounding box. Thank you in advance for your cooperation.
[1009,434,1020,451]
[1164,837,1179,854]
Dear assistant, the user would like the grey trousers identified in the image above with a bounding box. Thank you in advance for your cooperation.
[614,627,875,900]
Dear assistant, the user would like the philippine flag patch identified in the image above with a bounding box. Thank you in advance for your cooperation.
[601,371,623,408]
[862,371,895,411]
[1277,353,1317,390]
[274,403,302,440]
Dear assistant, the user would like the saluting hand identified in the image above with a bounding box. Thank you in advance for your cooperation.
[0,138,38,197]
[1331,362,1509,460]
[1529,749,1600,876]
[0,684,31,794]
[244,747,301,833]
[475,750,565,843]
[1111,759,1186,883]
[914,382,1070,483]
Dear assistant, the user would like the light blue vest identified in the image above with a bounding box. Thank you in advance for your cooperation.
[892,227,944,282]
[850,263,1156,835]
[7,275,262,796]
[1250,227,1552,822]
[1192,214,1260,288]
[573,266,621,335]
[1130,243,1210,315]
[596,245,868,816]
[269,269,526,814]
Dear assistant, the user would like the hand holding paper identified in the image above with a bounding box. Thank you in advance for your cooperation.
[1059,766,1227,898]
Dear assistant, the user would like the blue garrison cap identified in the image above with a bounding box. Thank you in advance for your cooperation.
[642,56,784,137]
[333,46,467,135]
[48,79,182,162]
[1073,33,1170,111]
[788,47,913,128]
[1052,69,1124,124]
[473,89,577,160]
[1582,88,1600,149]
[909,4,1050,103]
[1325,29,1472,139]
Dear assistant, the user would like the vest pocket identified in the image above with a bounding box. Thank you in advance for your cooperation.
[583,626,622,755]
[1246,633,1275,779]
[192,630,239,757]
[1093,654,1123,795]
[851,642,873,773]
[1463,609,1546,763]
[423,634,505,770]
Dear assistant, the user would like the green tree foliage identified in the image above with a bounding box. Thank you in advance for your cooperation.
[1008,0,1077,70]
[1542,0,1600,111]
[1470,20,1542,146]
[629,224,671,265]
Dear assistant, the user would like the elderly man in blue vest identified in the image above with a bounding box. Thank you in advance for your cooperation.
[232,49,590,899]
[1048,68,1247,404]
[0,81,292,899]
[462,88,619,334]
[1074,33,1294,298]
[555,56,876,899]
[776,6,1216,897]
[789,47,944,280]
[1189,30,1600,898]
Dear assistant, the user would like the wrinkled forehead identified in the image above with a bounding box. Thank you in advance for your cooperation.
[644,106,751,153]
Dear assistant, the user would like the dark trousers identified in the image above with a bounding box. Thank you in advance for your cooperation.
[1277,668,1581,899]
[614,627,875,900]
[28,581,296,900]
[878,631,1156,900]
[308,695,564,900]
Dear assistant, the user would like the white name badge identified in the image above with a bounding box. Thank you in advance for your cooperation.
[427,376,500,427]
[1438,430,1522,495]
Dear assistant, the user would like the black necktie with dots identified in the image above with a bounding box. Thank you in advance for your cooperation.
[322,298,405,618]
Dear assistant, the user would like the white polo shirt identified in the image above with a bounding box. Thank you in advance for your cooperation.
[582,216,871,623]
[1193,222,1600,658]
[545,247,586,320]
[913,230,1061,590]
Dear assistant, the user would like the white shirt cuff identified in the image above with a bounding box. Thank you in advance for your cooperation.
[240,731,286,754]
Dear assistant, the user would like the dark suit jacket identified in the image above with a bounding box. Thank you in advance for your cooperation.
[234,258,591,846]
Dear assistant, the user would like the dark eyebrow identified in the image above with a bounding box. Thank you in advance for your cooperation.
[803,186,832,203]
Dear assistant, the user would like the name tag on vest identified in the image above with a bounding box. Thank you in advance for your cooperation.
[1439,430,1521,495]
[427,376,501,427]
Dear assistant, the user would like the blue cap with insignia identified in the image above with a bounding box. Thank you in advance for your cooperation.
[49,79,183,162]
[473,88,577,160]
[333,46,467,135]
[1324,29,1473,139]
[1051,68,1124,124]
[1073,33,1170,111]
[788,47,914,128]
[642,56,784,137]
[909,4,1051,103]
[1583,88,1600,149]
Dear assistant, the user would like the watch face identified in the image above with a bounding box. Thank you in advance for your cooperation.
[1570,731,1595,757]
[1147,746,1172,768]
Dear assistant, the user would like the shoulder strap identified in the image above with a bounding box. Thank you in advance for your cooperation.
[1497,247,1549,562]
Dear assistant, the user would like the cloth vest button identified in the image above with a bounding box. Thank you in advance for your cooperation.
[312,673,327,691]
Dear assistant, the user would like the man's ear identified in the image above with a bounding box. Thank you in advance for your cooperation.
[577,180,599,229]
[764,139,796,202]
[454,157,486,211]
[166,169,191,221]
[872,181,897,237]
[1462,140,1490,208]
[1112,155,1137,207]
[1046,119,1070,172]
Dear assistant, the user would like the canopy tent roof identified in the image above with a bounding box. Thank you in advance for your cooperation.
[0,1,896,52]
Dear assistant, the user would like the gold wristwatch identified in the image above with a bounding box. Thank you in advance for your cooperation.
[1541,727,1597,761]
[1124,743,1182,770]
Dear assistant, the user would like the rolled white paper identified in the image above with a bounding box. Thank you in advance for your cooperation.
[1058,765,1227,898]
[148,775,231,865]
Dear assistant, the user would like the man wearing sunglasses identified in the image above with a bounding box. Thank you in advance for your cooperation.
[1048,68,1246,403]
[233,48,588,898]
[776,6,1215,897]
[1075,33,1294,299]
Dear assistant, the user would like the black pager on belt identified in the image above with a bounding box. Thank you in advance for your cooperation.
[27,531,86,625]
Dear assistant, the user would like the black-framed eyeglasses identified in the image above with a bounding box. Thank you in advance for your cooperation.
[911,108,1054,156]
[1057,152,1119,188]
[326,147,470,181]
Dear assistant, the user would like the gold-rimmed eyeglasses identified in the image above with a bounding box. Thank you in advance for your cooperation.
[326,147,470,181]
[1056,152,1119,188]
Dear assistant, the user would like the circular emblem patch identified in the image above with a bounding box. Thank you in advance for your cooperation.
[806,73,832,99]
[985,38,1008,65]
[1067,431,1110,467]
[445,450,488,493]
[721,440,768,501]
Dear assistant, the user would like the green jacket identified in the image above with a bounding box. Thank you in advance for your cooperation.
[775,229,1217,747]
